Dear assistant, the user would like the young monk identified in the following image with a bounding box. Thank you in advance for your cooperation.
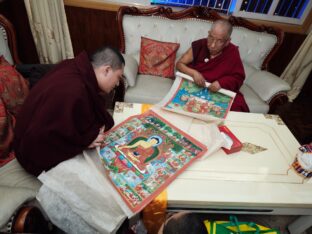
[176,19,249,112]
[13,46,124,176]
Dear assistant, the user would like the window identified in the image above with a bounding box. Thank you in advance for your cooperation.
[233,0,312,24]
[150,0,312,25]
[150,0,233,14]
[239,0,273,14]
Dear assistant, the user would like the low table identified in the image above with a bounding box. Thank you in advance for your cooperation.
[113,102,312,216]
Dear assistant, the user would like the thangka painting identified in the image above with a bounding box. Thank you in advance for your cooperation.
[98,110,207,213]
[158,73,236,121]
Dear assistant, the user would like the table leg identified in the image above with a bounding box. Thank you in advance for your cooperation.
[288,216,312,234]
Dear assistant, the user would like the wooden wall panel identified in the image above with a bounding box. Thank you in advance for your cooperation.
[65,6,120,56]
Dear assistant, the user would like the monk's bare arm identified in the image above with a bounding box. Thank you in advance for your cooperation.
[176,48,194,76]
[176,48,206,87]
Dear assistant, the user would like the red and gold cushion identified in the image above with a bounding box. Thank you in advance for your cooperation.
[0,56,29,166]
[0,58,29,115]
[138,37,180,79]
[0,98,15,165]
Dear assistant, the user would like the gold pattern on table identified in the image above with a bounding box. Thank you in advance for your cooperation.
[114,102,134,113]
[241,142,267,154]
[264,114,285,125]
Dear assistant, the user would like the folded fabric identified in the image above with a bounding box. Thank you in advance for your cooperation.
[37,186,97,234]
[37,154,127,234]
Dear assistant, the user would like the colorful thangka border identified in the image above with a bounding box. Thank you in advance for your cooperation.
[98,110,207,213]
[163,78,234,120]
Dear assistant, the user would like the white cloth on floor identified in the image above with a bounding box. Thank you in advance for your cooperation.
[37,186,97,234]
[37,154,128,234]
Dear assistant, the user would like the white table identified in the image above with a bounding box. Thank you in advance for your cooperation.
[113,102,312,216]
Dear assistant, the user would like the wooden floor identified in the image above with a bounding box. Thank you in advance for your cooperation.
[273,73,312,145]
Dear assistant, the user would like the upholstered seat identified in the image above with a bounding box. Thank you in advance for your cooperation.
[125,75,174,104]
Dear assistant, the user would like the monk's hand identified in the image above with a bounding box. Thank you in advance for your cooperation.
[208,81,221,92]
[88,127,105,148]
[192,71,206,87]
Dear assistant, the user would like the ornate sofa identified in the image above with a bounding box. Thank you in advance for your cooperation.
[118,6,291,113]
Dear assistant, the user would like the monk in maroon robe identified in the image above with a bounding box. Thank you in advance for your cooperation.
[13,47,125,176]
[176,19,249,112]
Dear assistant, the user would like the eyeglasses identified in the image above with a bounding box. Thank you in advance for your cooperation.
[207,33,228,46]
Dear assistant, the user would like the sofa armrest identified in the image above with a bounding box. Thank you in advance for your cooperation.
[122,53,138,87]
[245,70,290,103]
[0,186,35,228]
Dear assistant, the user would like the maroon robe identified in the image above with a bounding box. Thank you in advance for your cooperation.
[190,38,249,112]
[13,52,114,176]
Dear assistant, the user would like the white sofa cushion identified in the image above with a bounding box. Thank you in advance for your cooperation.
[123,16,211,63]
[240,84,269,113]
[232,27,277,70]
[125,75,174,104]
[0,186,37,228]
[0,159,41,227]
[122,53,138,87]
[0,26,13,65]
[243,62,257,82]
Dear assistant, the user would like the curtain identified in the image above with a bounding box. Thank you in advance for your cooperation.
[280,30,312,102]
[24,0,74,64]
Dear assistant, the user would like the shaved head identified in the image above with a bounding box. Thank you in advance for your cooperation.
[211,19,233,40]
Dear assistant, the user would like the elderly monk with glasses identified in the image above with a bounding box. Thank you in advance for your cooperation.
[176,19,249,112]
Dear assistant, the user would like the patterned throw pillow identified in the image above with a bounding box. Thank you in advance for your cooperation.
[138,37,180,78]
[0,56,29,166]
[0,98,15,165]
